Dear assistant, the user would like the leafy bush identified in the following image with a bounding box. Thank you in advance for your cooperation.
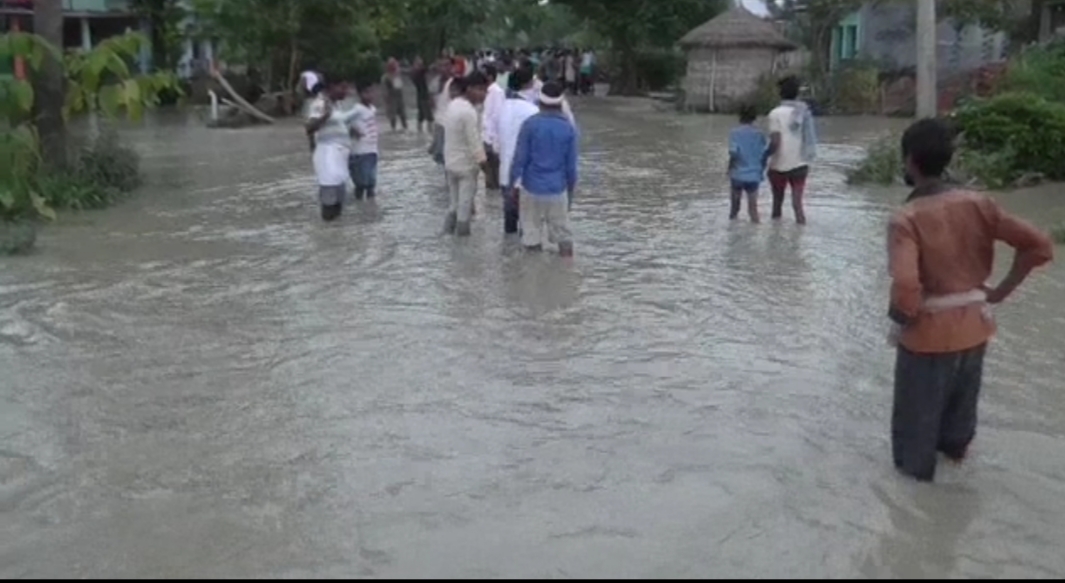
[953,92,1065,184]
[1001,42,1065,103]
[37,132,142,211]
[847,133,901,185]
[831,63,881,114]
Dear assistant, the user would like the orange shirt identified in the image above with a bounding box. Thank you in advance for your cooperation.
[888,184,1054,354]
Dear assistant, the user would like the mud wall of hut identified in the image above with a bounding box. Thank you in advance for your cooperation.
[683,47,779,113]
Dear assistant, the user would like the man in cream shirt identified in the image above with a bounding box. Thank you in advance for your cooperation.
[442,72,490,237]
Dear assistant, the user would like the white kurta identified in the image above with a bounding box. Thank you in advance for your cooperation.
[497,97,540,189]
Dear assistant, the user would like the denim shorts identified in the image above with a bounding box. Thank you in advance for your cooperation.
[730,179,760,194]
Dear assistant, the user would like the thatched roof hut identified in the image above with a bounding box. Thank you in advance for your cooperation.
[680,7,799,113]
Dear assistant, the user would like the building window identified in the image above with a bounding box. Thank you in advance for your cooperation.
[836,24,859,62]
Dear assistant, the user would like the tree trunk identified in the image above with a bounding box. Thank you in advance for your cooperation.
[34,0,68,170]
[609,45,641,96]
[1029,0,1047,44]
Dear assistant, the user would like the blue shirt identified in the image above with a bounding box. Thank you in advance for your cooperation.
[729,124,768,184]
[510,111,579,197]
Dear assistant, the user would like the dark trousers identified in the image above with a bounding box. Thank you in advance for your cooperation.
[348,153,379,199]
[768,165,809,223]
[893,343,987,482]
[503,187,519,234]
[386,89,407,131]
[484,145,501,190]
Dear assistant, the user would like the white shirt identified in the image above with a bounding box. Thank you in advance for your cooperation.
[307,96,352,149]
[442,97,486,173]
[497,97,540,189]
[307,96,354,186]
[435,78,454,126]
[767,104,807,172]
[300,70,321,92]
[520,84,577,129]
[349,103,379,155]
[482,83,506,150]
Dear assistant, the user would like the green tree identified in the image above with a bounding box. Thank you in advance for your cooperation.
[1,31,179,222]
[191,0,386,90]
[553,0,727,95]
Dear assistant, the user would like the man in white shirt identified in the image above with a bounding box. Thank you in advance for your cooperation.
[442,72,490,237]
[482,64,506,191]
[305,79,356,221]
[348,83,381,200]
[495,66,540,235]
[766,75,818,225]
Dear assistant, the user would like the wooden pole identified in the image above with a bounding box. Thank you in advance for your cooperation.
[709,50,718,113]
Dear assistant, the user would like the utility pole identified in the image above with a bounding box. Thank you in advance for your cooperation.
[916,0,938,118]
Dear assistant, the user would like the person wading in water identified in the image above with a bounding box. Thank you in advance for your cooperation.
[411,57,434,134]
[766,76,817,224]
[887,118,1053,483]
[495,65,540,236]
[306,78,355,222]
[382,57,408,132]
[508,81,579,257]
[441,73,490,237]
[481,64,506,191]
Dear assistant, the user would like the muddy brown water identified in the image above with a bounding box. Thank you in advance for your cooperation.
[2,99,1064,579]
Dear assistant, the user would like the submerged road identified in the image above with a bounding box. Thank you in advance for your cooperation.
[2,99,1065,578]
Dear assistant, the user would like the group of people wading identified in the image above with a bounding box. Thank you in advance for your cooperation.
[302,53,1057,484]
[304,53,581,257]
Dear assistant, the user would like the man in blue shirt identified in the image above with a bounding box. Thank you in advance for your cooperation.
[728,103,769,223]
[509,81,578,257]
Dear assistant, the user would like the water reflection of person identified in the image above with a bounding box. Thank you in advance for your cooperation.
[887,119,1054,483]
[863,484,981,578]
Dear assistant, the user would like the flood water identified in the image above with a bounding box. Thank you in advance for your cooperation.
[2,99,1065,579]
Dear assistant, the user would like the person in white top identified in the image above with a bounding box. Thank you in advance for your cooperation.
[348,83,381,200]
[305,79,356,222]
[766,75,818,225]
[296,68,323,114]
[441,72,489,237]
[526,68,577,128]
[494,66,540,235]
[481,64,506,190]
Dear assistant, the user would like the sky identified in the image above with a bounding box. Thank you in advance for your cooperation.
[738,0,773,18]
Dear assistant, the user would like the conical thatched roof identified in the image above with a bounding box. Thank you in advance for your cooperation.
[679,6,798,51]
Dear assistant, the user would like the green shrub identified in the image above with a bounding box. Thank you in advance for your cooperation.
[953,92,1065,184]
[832,64,881,114]
[34,132,141,211]
[847,133,901,185]
[1001,43,1065,102]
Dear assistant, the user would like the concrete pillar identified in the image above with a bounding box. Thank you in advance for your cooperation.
[916,0,937,118]
[80,18,92,51]
[139,18,153,73]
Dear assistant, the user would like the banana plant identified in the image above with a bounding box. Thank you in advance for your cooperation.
[0,30,181,222]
